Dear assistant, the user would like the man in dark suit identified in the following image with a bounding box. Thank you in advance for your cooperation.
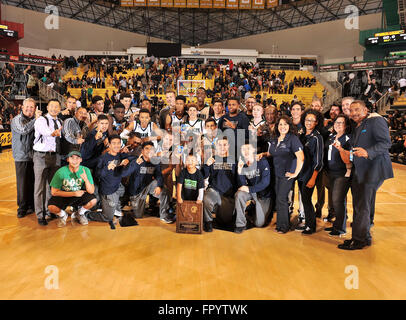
[338,100,393,250]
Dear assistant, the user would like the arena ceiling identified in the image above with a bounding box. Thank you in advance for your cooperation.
[2,0,383,46]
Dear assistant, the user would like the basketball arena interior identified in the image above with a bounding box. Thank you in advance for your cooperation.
[0,0,406,304]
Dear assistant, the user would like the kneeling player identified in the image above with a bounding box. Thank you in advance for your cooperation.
[234,144,272,234]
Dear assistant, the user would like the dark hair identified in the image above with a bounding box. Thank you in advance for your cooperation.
[291,102,304,111]
[197,87,206,93]
[108,134,121,143]
[120,93,131,100]
[334,114,352,134]
[48,98,60,105]
[97,114,109,122]
[274,115,297,137]
[142,141,154,149]
[227,97,240,105]
[330,103,343,113]
[139,108,151,116]
[300,109,324,133]
[213,98,223,105]
[113,103,125,110]
[205,118,217,126]
[92,95,103,104]
[175,95,186,103]
[129,131,142,139]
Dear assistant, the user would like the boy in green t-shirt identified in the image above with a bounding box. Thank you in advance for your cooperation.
[48,151,97,227]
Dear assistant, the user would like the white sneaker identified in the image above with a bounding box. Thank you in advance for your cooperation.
[57,214,68,228]
[78,214,88,225]
[114,210,123,217]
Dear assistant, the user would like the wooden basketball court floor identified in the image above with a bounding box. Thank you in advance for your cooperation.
[0,148,405,300]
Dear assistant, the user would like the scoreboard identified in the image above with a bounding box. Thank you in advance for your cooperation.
[365,30,406,46]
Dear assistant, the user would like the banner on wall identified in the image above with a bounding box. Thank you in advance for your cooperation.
[0,132,11,147]
[0,54,61,66]
[320,59,406,72]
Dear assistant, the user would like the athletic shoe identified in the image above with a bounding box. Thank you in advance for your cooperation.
[329,230,346,237]
[234,226,246,234]
[302,227,314,235]
[160,217,175,224]
[323,216,335,223]
[78,214,88,225]
[57,214,68,228]
[295,224,306,231]
[38,218,48,226]
[204,221,213,232]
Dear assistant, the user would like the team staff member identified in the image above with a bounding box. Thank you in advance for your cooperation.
[338,100,393,250]
[48,151,97,227]
[33,99,63,226]
[202,137,238,232]
[290,103,305,222]
[61,107,87,160]
[296,109,324,235]
[235,144,272,234]
[324,115,352,237]
[259,116,304,234]
[11,98,42,218]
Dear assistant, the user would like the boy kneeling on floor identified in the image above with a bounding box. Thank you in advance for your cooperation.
[48,151,97,227]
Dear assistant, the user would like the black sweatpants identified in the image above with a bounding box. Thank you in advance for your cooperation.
[298,180,316,231]
[15,161,35,215]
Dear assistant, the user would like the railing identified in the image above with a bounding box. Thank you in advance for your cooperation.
[376,91,390,114]
[37,80,66,109]
[0,93,13,109]
[312,71,342,111]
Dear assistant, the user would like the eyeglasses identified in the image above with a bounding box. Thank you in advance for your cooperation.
[335,121,345,125]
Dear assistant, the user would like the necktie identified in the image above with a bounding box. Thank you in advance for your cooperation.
[53,119,61,154]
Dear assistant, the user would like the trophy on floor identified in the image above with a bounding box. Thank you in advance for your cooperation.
[176,201,203,234]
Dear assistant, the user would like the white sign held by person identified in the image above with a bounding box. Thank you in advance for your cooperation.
[44,5,59,30]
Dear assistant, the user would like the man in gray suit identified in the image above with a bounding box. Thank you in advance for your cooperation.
[338,100,393,250]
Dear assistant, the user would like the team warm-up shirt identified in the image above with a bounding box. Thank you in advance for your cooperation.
[238,158,272,198]
[268,133,303,178]
[203,157,238,197]
[217,112,250,133]
[298,130,324,184]
[126,157,164,196]
[178,168,205,201]
[96,152,135,195]
[50,165,94,192]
